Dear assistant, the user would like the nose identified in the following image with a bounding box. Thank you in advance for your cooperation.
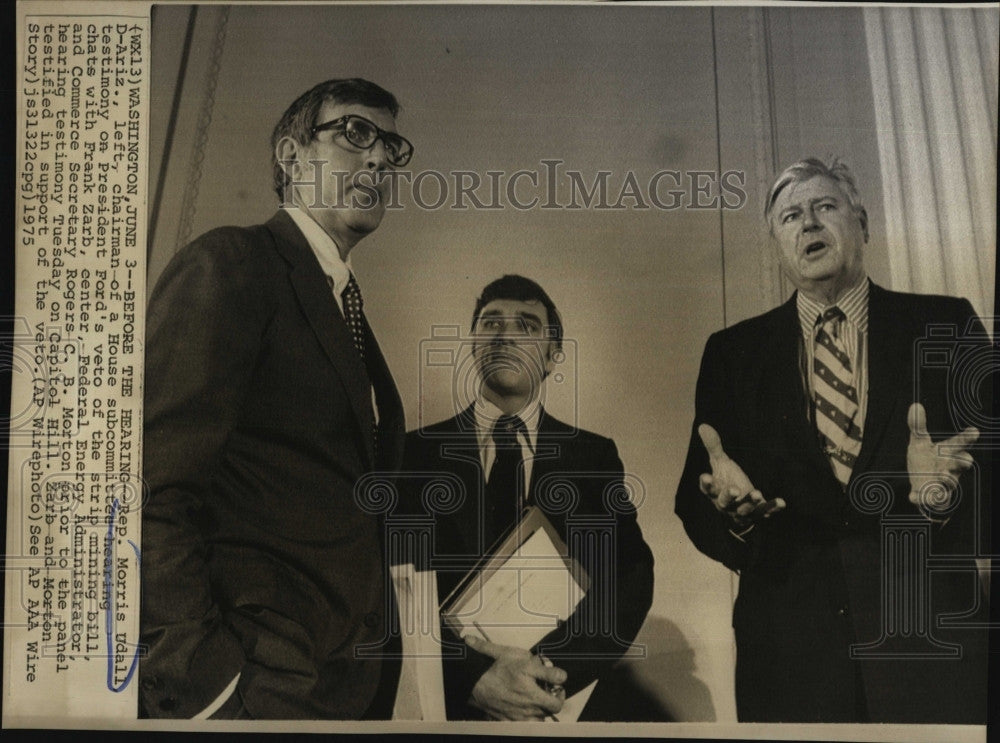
[364,136,391,172]
[490,321,511,340]
[802,206,821,231]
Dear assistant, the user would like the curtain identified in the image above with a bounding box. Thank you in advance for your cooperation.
[864,7,998,322]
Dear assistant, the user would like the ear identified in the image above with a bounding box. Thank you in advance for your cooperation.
[858,208,869,243]
[542,344,557,378]
[275,136,304,183]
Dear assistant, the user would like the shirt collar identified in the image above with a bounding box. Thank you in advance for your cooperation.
[473,397,541,454]
[797,276,870,337]
[283,206,353,297]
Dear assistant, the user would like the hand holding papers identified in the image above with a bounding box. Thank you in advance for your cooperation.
[440,507,594,721]
[464,635,566,721]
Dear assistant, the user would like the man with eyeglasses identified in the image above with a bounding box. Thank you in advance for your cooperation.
[140,78,412,719]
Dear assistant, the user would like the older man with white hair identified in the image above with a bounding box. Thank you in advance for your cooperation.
[674,157,990,723]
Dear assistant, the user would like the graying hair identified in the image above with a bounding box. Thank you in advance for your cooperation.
[764,157,865,225]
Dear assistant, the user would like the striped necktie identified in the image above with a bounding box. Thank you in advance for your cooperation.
[813,307,862,487]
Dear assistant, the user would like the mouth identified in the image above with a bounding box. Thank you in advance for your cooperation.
[803,240,828,257]
[479,346,541,375]
[482,347,517,366]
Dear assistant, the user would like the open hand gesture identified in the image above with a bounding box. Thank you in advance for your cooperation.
[698,424,786,528]
[906,403,979,518]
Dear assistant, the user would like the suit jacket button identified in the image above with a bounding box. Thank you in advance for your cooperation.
[141,675,162,691]
[364,612,380,629]
[158,696,178,712]
[837,606,849,617]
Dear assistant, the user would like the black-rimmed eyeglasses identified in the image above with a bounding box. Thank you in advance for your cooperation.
[311,114,414,167]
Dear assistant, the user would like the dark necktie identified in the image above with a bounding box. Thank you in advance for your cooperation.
[813,307,862,487]
[332,273,377,455]
[483,415,526,552]
[342,273,367,364]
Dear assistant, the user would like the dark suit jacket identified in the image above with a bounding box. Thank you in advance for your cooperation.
[675,283,990,723]
[400,407,655,720]
[140,210,405,719]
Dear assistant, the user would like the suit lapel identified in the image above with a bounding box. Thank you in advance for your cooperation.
[767,284,907,488]
[265,211,375,467]
[440,408,489,557]
[762,297,833,475]
[528,409,569,498]
[853,284,906,477]
[365,316,404,471]
[444,407,568,557]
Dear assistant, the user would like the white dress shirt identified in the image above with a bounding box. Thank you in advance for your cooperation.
[796,277,870,430]
[283,206,353,313]
[732,278,871,543]
[473,398,541,501]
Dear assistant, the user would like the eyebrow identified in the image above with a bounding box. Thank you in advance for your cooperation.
[479,309,545,325]
[778,195,840,215]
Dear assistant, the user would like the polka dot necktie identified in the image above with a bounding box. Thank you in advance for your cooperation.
[813,307,862,487]
[333,273,377,456]
[341,273,367,364]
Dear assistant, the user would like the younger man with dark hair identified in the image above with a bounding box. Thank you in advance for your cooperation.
[402,275,654,721]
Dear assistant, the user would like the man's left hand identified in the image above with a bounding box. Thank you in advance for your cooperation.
[906,402,979,517]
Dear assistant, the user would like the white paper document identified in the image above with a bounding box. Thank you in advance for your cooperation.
[438,509,595,722]
[453,527,586,650]
[391,563,447,721]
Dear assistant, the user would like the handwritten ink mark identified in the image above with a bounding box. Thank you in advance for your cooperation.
[105,497,141,692]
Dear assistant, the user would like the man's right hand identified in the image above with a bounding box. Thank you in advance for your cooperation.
[464,635,566,721]
[697,424,786,528]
